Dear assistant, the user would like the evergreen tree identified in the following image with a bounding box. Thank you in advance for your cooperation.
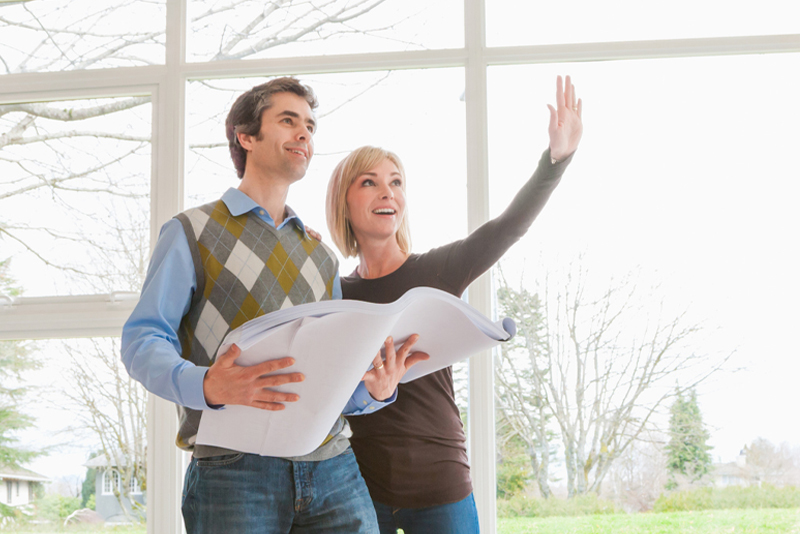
[665,387,712,487]
[0,259,40,471]
[81,467,97,508]
[80,451,101,508]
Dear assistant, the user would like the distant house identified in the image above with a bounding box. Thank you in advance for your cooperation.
[0,465,48,508]
[712,448,758,488]
[83,456,145,523]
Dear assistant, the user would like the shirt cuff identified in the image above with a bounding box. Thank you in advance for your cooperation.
[177,365,222,411]
[344,382,397,415]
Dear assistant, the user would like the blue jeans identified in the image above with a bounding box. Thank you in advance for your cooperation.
[181,448,378,533]
[373,493,480,534]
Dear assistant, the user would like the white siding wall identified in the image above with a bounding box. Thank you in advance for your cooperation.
[1,479,31,507]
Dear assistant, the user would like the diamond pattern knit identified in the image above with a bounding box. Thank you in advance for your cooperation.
[173,199,338,451]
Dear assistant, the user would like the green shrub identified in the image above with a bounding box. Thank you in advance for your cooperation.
[0,502,14,519]
[654,484,800,512]
[35,493,82,521]
[497,492,618,518]
[496,453,531,499]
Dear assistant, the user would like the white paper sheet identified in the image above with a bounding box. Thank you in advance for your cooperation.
[196,287,515,457]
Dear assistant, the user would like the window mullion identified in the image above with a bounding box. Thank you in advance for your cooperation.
[147,1,187,534]
[464,0,495,532]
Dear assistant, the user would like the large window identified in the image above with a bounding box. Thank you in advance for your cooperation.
[0,97,152,296]
[489,55,800,502]
[1,0,798,532]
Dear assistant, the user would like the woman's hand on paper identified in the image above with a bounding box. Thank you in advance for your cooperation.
[363,334,430,402]
[203,343,305,410]
[304,225,322,241]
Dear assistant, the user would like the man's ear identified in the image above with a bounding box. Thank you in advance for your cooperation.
[237,131,253,151]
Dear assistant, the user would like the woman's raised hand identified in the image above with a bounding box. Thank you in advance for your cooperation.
[547,75,583,162]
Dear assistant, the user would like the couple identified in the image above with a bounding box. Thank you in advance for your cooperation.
[121,75,582,534]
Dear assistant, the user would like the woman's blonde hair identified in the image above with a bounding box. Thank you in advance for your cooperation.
[326,146,411,258]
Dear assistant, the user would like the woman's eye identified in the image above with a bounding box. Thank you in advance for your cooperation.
[362,179,374,186]
[392,179,402,186]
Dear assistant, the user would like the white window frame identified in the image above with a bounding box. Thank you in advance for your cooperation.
[1,0,798,532]
[102,469,120,496]
[130,474,142,495]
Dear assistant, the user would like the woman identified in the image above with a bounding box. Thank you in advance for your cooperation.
[325,76,583,533]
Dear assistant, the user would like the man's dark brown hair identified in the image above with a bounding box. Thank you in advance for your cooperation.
[225,77,319,179]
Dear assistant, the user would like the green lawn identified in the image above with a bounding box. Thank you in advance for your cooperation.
[499,508,800,534]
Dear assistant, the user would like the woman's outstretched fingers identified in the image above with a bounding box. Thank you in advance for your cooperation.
[373,351,385,371]
[395,334,419,360]
[405,351,430,370]
[396,334,429,370]
[548,74,583,161]
[383,336,397,367]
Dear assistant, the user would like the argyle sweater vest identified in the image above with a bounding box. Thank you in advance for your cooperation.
[173,199,339,453]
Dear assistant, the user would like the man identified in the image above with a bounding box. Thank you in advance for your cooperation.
[122,77,419,533]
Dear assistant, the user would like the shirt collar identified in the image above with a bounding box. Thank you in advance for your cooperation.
[220,187,308,237]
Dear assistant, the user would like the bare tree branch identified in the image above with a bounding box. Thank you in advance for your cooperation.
[0,97,151,123]
[494,259,728,498]
[58,339,146,520]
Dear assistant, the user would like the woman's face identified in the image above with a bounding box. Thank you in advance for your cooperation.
[345,158,406,245]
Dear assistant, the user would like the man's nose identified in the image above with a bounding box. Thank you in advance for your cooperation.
[294,124,311,141]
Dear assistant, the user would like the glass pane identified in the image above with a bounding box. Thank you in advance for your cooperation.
[187,0,463,62]
[0,96,152,297]
[10,337,146,525]
[489,55,800,504]
[487,0,800,47]
[0,1,165,74]
[185,68,467,274]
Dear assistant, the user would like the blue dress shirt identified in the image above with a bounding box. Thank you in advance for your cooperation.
[121,188,394,414]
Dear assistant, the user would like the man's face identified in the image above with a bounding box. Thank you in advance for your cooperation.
[238,91,316,184]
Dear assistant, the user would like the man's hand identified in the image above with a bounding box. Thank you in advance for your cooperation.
[547,75,583,162]
[203,344,305,410]
[363,335,430,402]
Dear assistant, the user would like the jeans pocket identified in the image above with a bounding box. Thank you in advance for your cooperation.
[195,453,245,467]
